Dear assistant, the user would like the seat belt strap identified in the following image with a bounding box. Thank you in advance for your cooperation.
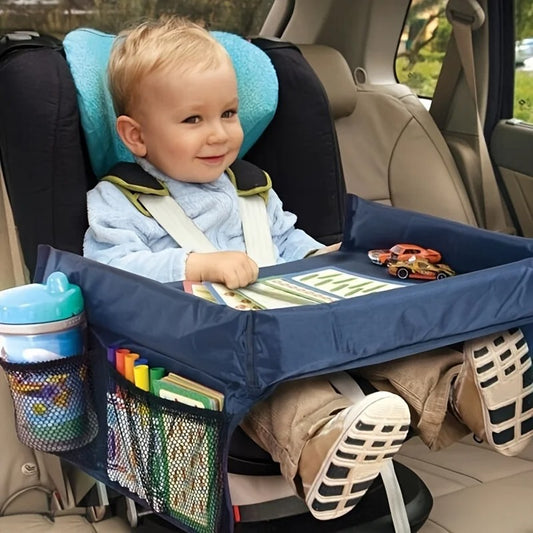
[105,161,276,267]
[37,451,76,511]
[139,194,217,254]
[429,34,461,132]
[139,191,276,267]
[327,372,411,533]
[238,195,276,267]
[430,1,511,233]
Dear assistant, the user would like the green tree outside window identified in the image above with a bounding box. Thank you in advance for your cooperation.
[0,0,273,38]
[395,0,533,124]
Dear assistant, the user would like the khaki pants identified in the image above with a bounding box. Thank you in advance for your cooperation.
[241,346,470,489]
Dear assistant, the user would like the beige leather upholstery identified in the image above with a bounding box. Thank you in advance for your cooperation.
[398,437,533,533]
[299,44,478,226]
[0,168,131,531]
[299,43,532,532]
[0,367,131,531]
[0,369,61,517]
[0,166,28,290]
[0,514,131,532]
[499,166,533,237]
[296,44,356,120]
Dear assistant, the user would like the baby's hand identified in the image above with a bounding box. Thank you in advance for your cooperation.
[185,251,259,289]
[310,242,341,256]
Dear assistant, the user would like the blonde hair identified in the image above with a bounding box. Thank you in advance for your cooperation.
[108,17,231,116]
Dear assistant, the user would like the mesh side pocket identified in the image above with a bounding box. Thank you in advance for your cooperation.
[107,367,225,533]
[0,354,98,452]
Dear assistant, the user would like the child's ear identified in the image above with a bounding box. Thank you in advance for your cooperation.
[116,115,147,157]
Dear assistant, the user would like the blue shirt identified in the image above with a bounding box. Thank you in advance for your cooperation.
[83,159,323,282]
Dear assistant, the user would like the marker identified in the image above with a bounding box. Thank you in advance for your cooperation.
[124,352,140,383]
[133,364,150,391]
[115,348,130,376]
[149,367,166,394]
[107,346,116,366]
[134,358,149,367]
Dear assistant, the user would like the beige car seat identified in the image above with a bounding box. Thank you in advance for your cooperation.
[298,44,478,226]
[0,367,132,532]
[0,167,28,290]
[298,42,533,533]
[398,436,533,533]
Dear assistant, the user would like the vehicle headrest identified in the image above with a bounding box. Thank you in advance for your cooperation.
[298,44,356,119]
[63,28,278,178]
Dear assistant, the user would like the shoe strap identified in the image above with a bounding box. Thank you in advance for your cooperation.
[328,372,411,533]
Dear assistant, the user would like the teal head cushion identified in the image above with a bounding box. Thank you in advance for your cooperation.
[63,28,278,178]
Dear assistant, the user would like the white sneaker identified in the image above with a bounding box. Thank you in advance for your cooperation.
[298,391,410,521]
[455,328,533,456]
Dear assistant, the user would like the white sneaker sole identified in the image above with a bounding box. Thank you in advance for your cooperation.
[464,328,533,456]
[305,391,410,521]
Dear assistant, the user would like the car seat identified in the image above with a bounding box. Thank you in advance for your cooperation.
[0,30,433,532]
[0,33,133,533]
[293,43,480,228]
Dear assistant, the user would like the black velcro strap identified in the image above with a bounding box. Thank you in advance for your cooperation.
[0,31,63,61]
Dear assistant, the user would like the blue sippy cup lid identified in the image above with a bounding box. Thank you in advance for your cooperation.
[0,272,84,325]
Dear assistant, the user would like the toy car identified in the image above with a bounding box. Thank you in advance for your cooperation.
[387,259,455,280]
[367,243,442,266]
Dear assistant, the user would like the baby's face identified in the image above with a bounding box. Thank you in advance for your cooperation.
[133,57,243,183]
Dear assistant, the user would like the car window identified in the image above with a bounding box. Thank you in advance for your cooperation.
[0,0,274,38]
[394,0,450,100]
[396,0,533,124]
[514,0,533,123]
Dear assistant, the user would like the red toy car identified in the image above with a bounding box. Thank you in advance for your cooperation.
[367,243,442,266]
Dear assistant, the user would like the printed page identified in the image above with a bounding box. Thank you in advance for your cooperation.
[206,282,264,310]
[183,280,218,303]
[199,267,407,310]
[290,267,405,298]
[238,282,320,309]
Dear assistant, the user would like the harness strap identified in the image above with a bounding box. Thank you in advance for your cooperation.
[139,194,216,254]
[237,194,276,267]
[103,161,276,267]
[235,495,308,522]
[102,162,169,217]
[226,159,272,201]
[328,372,411,533]
[430,0,512,233]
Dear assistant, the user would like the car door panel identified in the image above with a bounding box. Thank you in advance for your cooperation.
[491,120,533,236]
